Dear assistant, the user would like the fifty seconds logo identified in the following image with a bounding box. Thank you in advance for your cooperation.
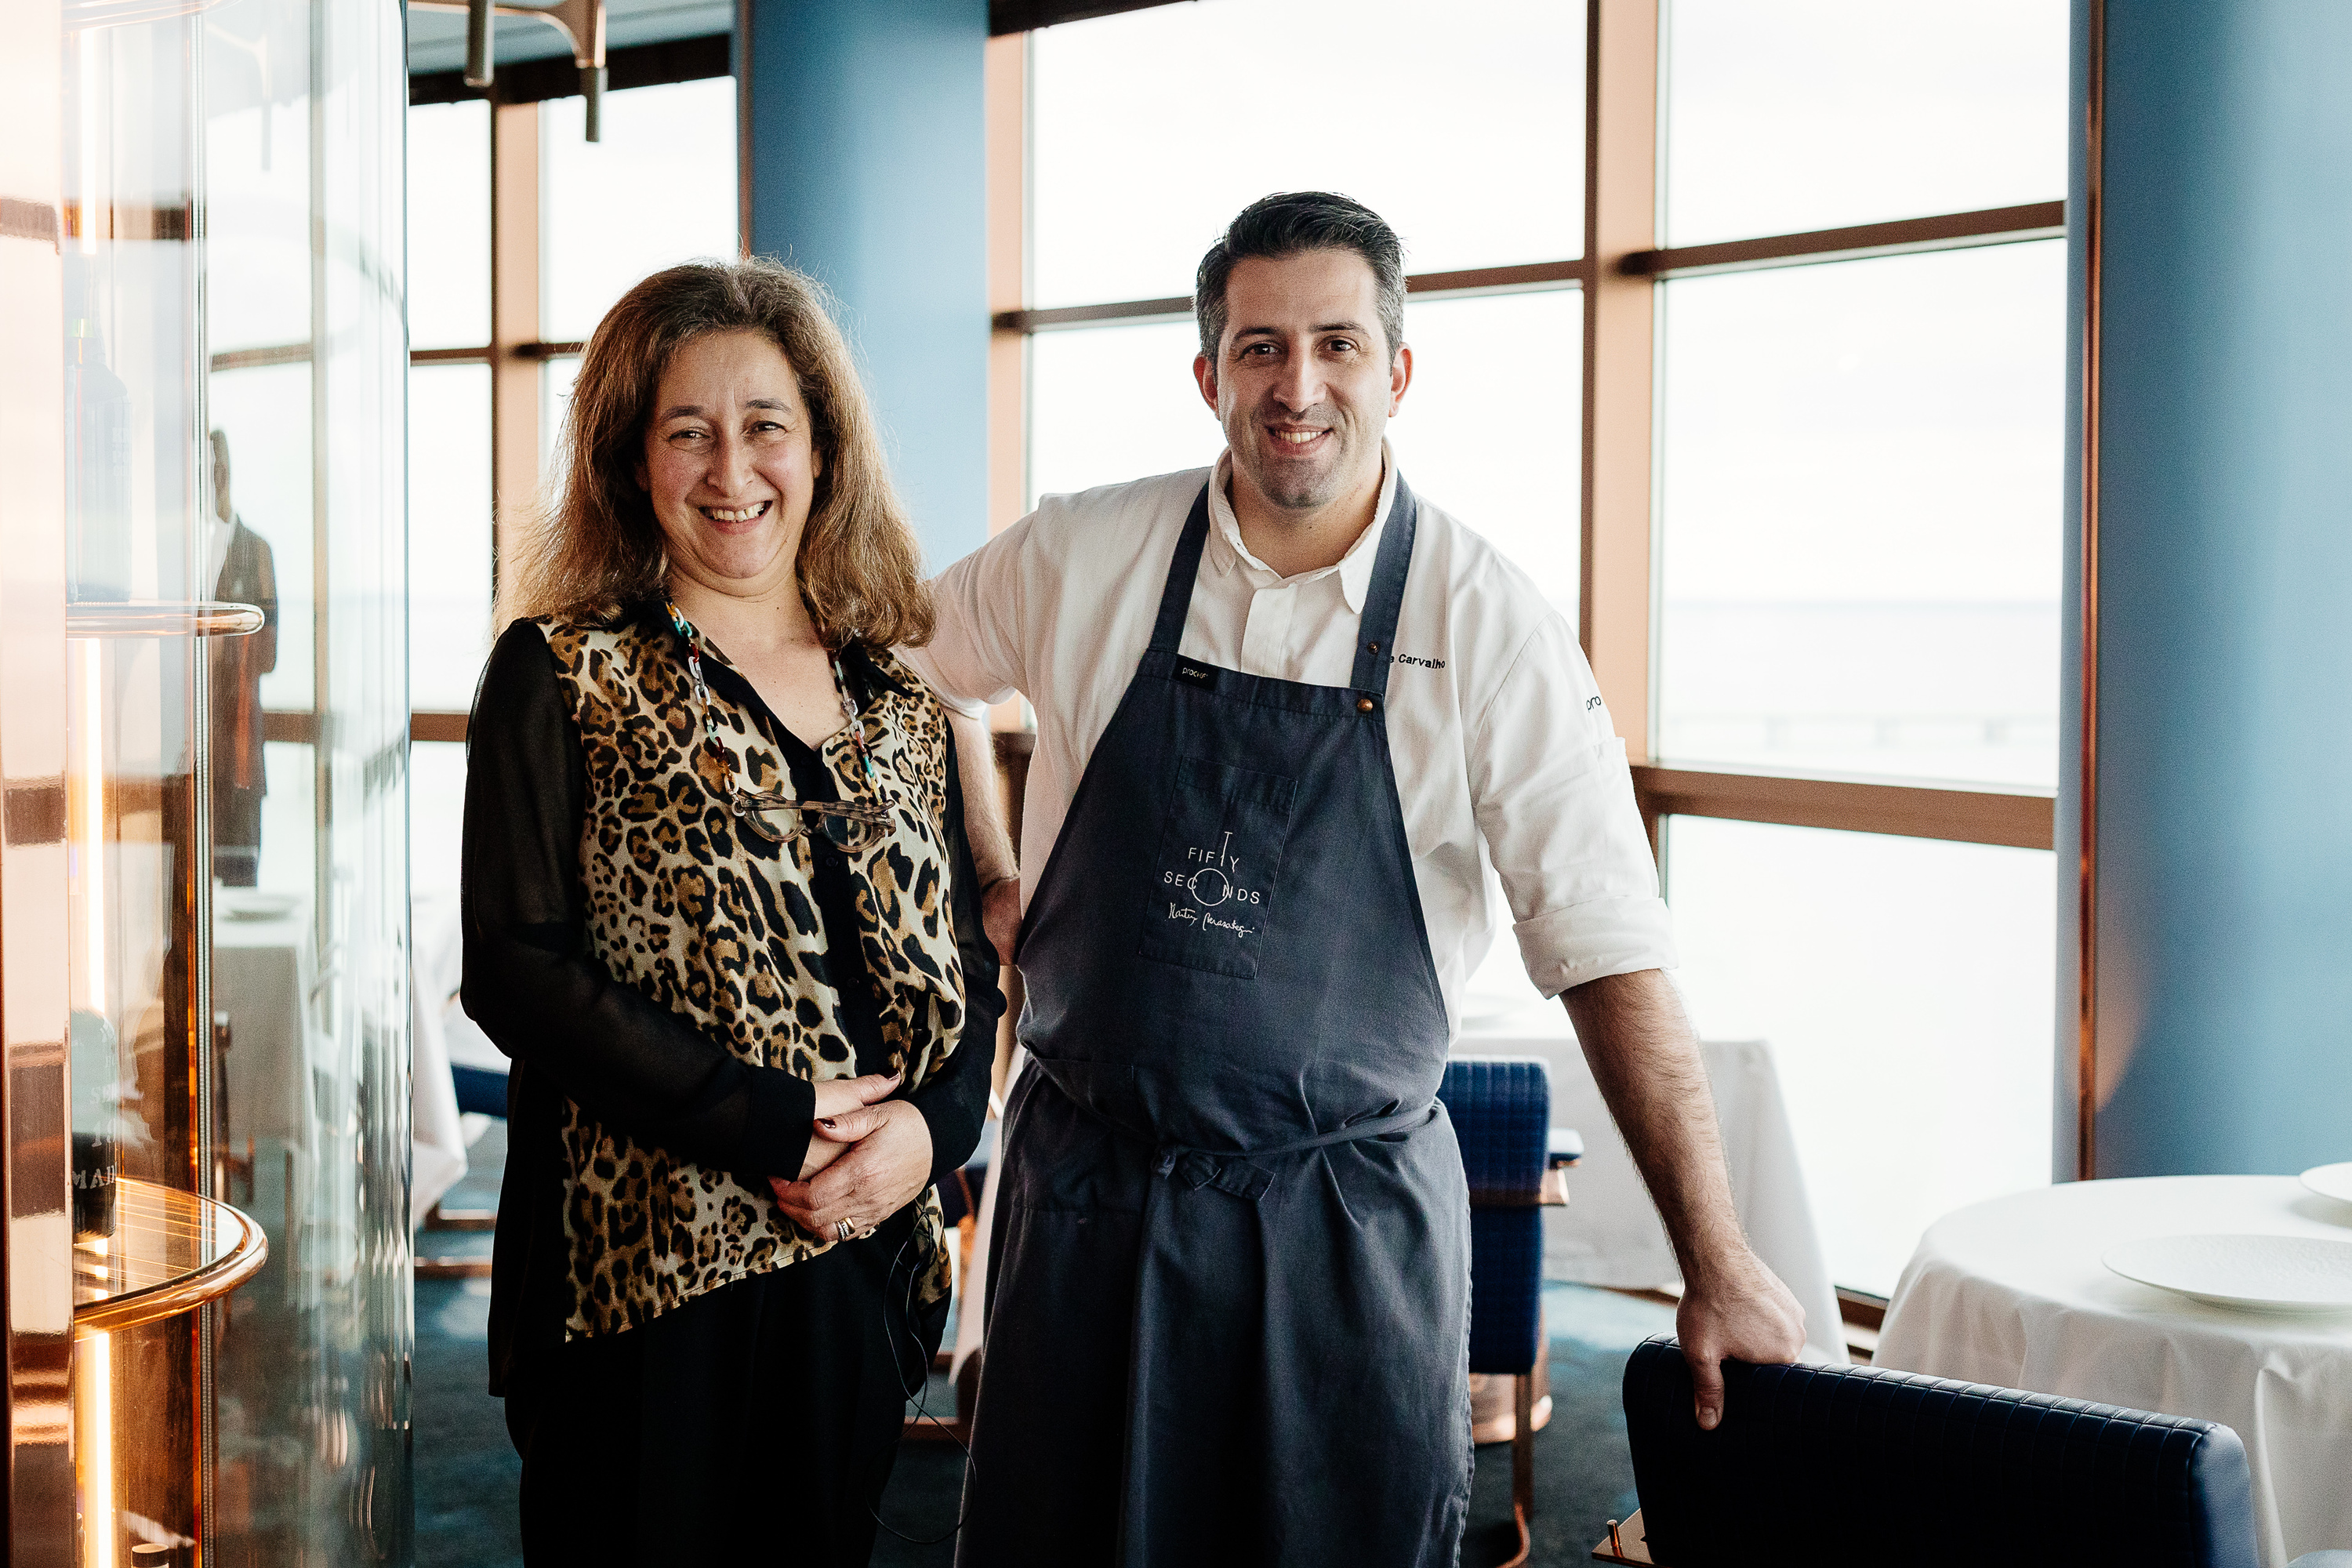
[1160,829,1265,939]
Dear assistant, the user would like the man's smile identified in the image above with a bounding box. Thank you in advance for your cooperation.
[1265,424,1330,450]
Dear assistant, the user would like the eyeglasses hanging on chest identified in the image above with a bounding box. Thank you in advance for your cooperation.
[665,601,893,853]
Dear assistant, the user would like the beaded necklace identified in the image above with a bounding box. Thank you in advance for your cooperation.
[664,598,887,846]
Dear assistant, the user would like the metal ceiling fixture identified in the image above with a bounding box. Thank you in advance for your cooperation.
[410,0,609,139]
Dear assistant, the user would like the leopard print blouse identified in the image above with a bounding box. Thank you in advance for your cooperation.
[535,614,967,1339]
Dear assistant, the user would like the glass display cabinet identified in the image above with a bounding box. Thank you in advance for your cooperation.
[2,0,412,1561]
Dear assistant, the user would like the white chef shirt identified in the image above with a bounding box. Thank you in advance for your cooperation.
[902,445,1678,1025]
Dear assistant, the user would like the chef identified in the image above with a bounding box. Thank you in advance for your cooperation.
[904,191,1806,1566]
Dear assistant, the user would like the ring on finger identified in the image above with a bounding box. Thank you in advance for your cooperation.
[833,1218,854,1242]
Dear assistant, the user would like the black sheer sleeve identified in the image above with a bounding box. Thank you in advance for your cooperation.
[459,622,818,1181]
[904,731,1005,1189]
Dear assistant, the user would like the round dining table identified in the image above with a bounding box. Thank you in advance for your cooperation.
[1875,1175,2352,1568]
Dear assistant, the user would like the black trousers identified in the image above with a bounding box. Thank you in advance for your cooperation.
[504,1207,947,1566]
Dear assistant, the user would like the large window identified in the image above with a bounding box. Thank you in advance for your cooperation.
[1648,1,2065,1294]
[1004,0,2068,1299]
[1656,241,2066,789]
[1029,0,1583,308]
[1018,0,1587,628]
[401,70,739,898]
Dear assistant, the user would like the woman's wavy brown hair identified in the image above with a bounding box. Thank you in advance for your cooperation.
[506,258,933,648]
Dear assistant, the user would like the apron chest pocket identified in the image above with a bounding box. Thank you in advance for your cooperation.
[1138,757,1295,979]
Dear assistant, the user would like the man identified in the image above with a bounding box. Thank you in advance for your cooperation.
[206,430,278,886]
[905,192,1805,1565]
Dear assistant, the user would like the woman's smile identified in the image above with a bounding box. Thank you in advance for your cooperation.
[638,328,822,598]
[698,499,773,524]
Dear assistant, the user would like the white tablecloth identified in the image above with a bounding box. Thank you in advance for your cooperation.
[1461,1020,1846,1366]
[212,898,318,1152]
[411,892,490,1224]
[1875,1176,2352,1566]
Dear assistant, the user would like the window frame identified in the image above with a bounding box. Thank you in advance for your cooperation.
[394,40,737,745]
[993,1,2060,861]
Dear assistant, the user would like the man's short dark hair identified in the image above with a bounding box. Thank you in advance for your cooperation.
[1194,191,1406,365]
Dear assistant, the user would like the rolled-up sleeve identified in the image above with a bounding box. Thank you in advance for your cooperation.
[1468,615,1679,997]
[900,515,1040,714]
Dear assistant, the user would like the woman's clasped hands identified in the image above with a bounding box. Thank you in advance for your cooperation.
[769,1069,934,1243]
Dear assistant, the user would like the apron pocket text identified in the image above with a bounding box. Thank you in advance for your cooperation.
[1138,757,1294,980]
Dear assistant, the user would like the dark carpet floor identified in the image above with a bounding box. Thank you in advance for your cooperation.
[416,1126,1674,1568]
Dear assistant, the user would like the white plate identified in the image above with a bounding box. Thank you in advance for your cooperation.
[217,891,300,921]
[2301,1162,2352,1206]
[2103,1233,2352,1312]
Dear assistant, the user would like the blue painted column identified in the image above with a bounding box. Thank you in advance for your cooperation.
[741,0,989,569]
[2059,0,2352,1180]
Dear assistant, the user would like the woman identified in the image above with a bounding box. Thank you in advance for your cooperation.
[460,258,1003,1564]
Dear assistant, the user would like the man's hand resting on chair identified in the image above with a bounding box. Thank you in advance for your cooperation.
[1560,967,1809,1429]
[1675,1240,1808,1430]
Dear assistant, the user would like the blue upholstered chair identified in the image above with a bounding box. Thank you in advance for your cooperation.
[421,1056,506,1274]
[1601,1334,2270,1568]
[448,1062,510,1120]
[1439,1056,1575,1566]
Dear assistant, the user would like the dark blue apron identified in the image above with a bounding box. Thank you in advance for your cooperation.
[960,478,1471,1568]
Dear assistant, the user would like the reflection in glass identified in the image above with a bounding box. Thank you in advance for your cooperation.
[409,362,495,710]
[208,363,315,710]
[407,99,492,350]
[1663,816,2055,1295]
[1028,321,1221,507]
[1657,242,2065,787]
[206,430,281,886]
[540,78,739,342]
[1663,0,2066,245]
[1032,0,1583,307]
[204,1,314,355]
[1392,289,1581,626]
[57,0,412,1559]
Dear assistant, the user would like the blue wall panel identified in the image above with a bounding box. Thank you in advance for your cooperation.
[742,0,989,571]
[2063,0,2352,1178]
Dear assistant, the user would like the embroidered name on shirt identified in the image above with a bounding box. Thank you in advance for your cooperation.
[1174,660,1219,690]
[1391,653,1446,670]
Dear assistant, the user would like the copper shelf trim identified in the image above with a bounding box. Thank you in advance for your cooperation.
[71,1178,269,1337]
[64,600,266,637]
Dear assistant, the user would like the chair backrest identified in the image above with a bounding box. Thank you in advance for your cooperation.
[1438,1057,1550,1376]
[1439,1056,1549,1203]
[1621,1334,2259,1568]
